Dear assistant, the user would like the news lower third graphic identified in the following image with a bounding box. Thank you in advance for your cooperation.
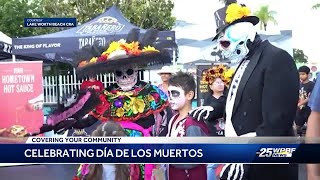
[256,147,296,158]
[1,137,320,164]
[24,18,77,28]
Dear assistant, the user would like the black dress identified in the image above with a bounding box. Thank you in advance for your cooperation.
[203,93,227,136]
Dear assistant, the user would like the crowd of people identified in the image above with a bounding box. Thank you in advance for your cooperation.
[73,64,320,180]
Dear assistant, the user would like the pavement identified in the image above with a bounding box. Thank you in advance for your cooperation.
[0,164,307,180]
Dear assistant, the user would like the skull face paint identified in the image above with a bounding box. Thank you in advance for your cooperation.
[114,65,138,91]
[218,22,256,64]
[168,86,186,110]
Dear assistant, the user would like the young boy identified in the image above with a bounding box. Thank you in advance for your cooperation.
[295,66,315,136]
[166,71,209,180]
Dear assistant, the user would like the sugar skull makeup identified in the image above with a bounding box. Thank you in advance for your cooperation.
[218,22,256,64]
[168,86,186,110]
[114,65,138,91]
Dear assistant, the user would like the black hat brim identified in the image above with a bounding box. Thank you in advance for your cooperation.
[76,51,172,78]
[212,16,259,41]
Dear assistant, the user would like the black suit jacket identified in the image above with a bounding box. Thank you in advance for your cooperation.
[230,40,299,137]
[223,40,299,180]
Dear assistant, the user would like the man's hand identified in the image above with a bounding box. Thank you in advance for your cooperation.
[189,106,214,121]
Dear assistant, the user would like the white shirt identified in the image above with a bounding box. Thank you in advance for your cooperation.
[102,164,116,180]
[225,60,250,137]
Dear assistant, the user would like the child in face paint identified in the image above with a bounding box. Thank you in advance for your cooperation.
[166,71,209,180]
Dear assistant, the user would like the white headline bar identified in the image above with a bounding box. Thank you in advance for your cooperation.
[25,137,305,144]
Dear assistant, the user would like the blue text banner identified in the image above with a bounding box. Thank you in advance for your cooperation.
[0,143,318,164]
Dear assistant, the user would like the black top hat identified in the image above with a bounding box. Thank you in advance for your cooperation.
[75,28,172,77]
[212,3,259,41]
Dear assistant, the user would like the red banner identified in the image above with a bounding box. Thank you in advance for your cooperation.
[0,61,43,138]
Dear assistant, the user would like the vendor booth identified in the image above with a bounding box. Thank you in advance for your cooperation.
[12,5,176,66]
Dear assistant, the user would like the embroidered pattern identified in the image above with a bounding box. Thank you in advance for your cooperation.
[91,84,169,122]
[125,129,143,137]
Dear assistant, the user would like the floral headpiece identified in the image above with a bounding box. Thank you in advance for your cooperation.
[225,3,251,24]
[203,64,235,87]
[77,39,160,68]
[75,28,172,77]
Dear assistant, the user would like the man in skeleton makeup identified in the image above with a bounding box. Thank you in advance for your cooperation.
[27,28,173,180]
[191,2,299,180]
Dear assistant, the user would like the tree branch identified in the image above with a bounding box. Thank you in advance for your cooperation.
[312,4,320,9]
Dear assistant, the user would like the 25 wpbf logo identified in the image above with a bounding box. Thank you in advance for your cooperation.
[257,148,296,158]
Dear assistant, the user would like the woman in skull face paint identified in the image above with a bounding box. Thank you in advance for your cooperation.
[27,28,174,180]
[90,63,172,180]
[113,65,139,92]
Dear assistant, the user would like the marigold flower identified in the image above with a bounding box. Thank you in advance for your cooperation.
[142,46,160,52]
[225,3,251,23]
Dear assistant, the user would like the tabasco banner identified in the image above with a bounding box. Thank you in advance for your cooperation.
[0,61,43,138]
